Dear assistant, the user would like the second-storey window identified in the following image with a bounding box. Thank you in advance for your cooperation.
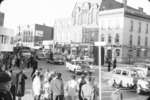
[130,20,133,32]
[129,34,133,46]
[115,34,119,43]
[138,22,141,33]
[108,35,112,43]
[145,37,148,47]
[146,24,148,34]
[137,36,141,46]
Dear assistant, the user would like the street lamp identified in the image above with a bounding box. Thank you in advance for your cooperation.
[94,41,106,100]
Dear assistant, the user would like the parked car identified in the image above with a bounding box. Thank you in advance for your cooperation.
[66,59,95,75]
[108,67,144,89]
[136,77,150,94]
[36,50,49,60]
[47,53,65,64]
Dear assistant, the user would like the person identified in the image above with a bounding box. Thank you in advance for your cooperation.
[81,77,94,100]
[113,58,117,69]
[107,59,111,72]
[42,76,52,100]
[65,75,78,100]
[0,72,13,100]
[50,73,64,100]
[10,70,17,100]
[32,70,42,100]
[16,69,27,100]
[78,74,87,100]
[31,58,38,77]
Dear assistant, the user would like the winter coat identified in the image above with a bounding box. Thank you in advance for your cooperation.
[16,72,27,97]
[32,76,41,96]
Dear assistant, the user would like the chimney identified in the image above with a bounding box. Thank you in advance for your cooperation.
[123,0,127,7]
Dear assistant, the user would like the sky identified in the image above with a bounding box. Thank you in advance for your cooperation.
[0,0,150,30]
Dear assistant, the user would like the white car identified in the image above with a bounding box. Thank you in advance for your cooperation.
[136,77,150,94]
[108,67,144,89]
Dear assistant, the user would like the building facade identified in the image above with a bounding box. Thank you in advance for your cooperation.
[54,0,100,44]
[99,0,150,63]
[16,24,54,49]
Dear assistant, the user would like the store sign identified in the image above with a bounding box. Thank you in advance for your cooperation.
[35,30,43,37]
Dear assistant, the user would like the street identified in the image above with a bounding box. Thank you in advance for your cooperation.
[101,67,149,100]
[21,60,99,100]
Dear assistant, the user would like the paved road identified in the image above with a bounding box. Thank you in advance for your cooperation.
[20,60,99,100]
[101,67,149,100]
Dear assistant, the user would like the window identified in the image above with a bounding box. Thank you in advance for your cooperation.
[144,50,148,57]
[129,35,133,46]
[145,37,148,47]
[108,35,112,43]
[122,71,128,76]
[130,20,133,32]
[10,37,13,44]
[116,49,120,56]
[101,34,105,42]
[116,70,121,74]
[138,22,141,33]
[146,24,148,33]
[137,36,141,46]
[137,49,140,57]
[115,34,119,43]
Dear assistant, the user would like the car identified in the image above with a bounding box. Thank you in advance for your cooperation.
[66,60,95,75]
[47,53,65,64]
[36,50,49,60]
[108,67,144,89]
[21,49,32,59]
[136,77,150,94]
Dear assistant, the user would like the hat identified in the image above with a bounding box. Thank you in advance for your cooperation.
[0,72,11,83]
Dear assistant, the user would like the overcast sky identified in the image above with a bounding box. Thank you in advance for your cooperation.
[0,0,150,29]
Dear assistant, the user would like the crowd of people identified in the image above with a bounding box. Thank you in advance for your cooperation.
[0,51,99,100]
[31,68,99,100]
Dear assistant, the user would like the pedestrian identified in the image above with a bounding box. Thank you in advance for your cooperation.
[31,58,38,77]
[16,69,27,100]
[10,70,17,100]
[0,72,13,100]
[50,72,64,100]
[65,75,78,100]
[113,58,117,69]
[81,77,94,100]
[32,70,42,100]
[42,76,52,100]
[78,74,87,100]
[107,59,111,72]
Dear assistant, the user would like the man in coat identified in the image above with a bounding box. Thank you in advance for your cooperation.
[16,69,27,100]
[50,73,64,100]
[31,59,38,77]
[0,72,13,100]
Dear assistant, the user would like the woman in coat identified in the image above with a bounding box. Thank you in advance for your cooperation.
[16,69,27,100]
